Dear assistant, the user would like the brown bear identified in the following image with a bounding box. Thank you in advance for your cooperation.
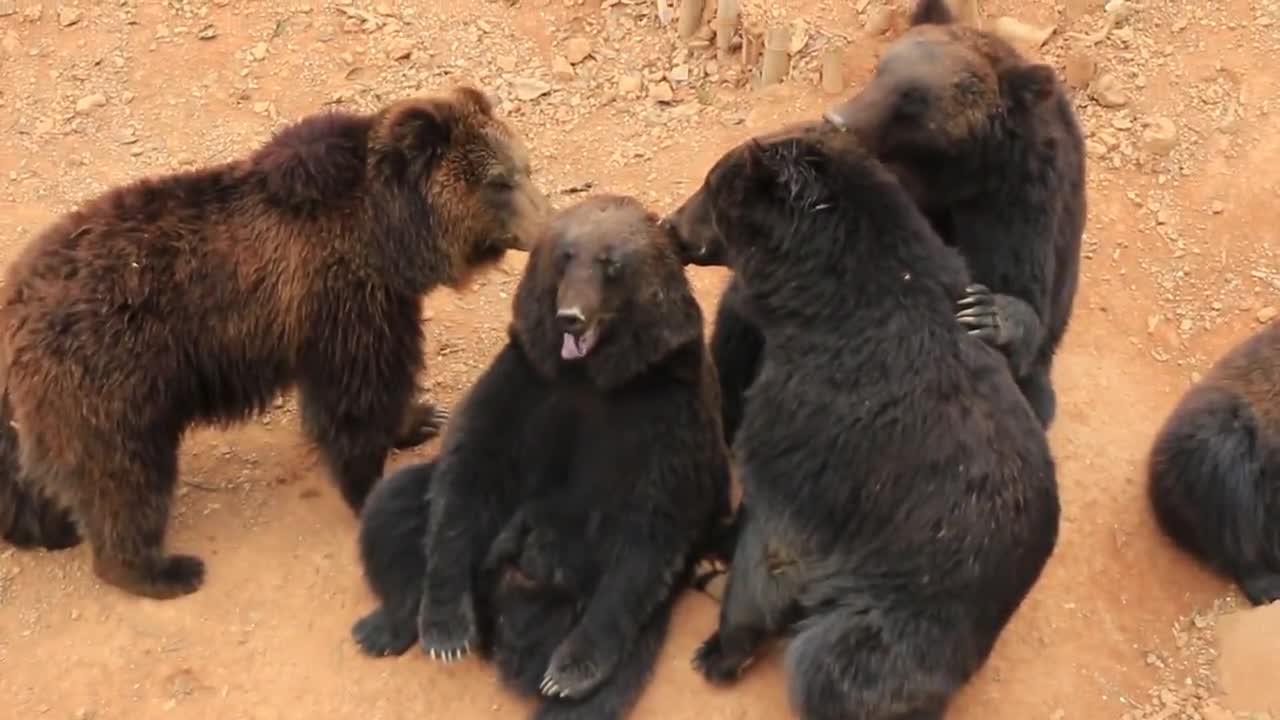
[1147,318,1280,606]
[671,0,1086,453]
[0,84,551,600]
[352,194,732,719]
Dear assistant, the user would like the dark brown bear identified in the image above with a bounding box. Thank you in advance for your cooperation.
[672,0,1086,449]
[0,85,551,600]
[352,195,732,720]
[674,126,1059,720]
[1148,318,1280,606]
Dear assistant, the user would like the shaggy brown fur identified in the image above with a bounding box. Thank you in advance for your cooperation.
[1148,319,1280,605]
[0,85,551,599]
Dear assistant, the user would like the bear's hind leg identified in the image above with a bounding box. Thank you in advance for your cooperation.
[353,461,437,656]
[73,440,204,599]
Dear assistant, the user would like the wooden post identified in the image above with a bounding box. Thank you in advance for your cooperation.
[760,25,790,85]
[678,0,704,39]
[715,0,739,53]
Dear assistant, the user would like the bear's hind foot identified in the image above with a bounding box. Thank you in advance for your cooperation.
[94,552,206,599]
[352,607,419,657]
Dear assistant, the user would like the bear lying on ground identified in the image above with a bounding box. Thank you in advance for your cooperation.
[0,85,550,599]
[1148,318,1280,606]
[351,194,732,720]
[672,127,1060,720]
[671,0,1086,447]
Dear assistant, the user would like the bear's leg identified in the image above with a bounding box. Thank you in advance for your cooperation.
[393,399,451,450]
[76,439,205,599]
[710,280,765,448]
[298,368,410,513]
[1017,364,1057,429]
[534,597,676,720]
[1239,573,1280,606]
[954,286,1044,377]
[1,481,81,551]
[693,507,792,685]
[353,461,436,656]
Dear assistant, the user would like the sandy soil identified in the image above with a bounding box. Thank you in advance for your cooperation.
[0,0,1278,718]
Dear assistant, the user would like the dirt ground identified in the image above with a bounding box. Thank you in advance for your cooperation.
[0,0,1278,718]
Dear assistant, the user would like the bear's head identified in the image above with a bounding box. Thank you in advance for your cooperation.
[513,194,704,390]
[666,127,940,320]
[369,86,553,289]
[821,0,1059,206]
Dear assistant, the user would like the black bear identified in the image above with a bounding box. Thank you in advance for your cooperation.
[671,0,1086,445]
[673,127,1060,720]
[1147,318,1280,606]
[351,194,732,720]
[0,85,550,599]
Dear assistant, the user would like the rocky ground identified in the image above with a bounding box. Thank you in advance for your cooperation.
[0,0,1278,718]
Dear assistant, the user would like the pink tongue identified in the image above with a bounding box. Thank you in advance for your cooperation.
[561,333,585,360]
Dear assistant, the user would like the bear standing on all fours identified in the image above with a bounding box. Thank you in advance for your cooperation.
[674,0,1086,448]
[668,127,1060,720]
[1147,318,1280,606]
[351,194,732,720]
[0,85,552,600]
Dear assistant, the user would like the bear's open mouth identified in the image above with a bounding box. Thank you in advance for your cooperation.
[560,325,599,361]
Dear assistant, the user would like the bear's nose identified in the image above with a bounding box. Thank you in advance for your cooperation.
[556,308,587,336]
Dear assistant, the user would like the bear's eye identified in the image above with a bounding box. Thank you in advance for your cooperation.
[487,175,515,191]
[896,88,930,119]
[600,257,622,280]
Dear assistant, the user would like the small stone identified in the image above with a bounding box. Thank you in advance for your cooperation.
[386,37,414,60]
[618,73,643,95]
[649,81,674,103]
[668,64,690,82]
[75,93,107,114]
[1,31,20,57]
[249,42,268,61]
[1140,117,1178,155]
[551,56,575,81]
[865,6,893,35]
[252,101,271,114]
[1257,306,1278,324]
[565,36,592,64]
[0,1,15,18]
[155,24,171,40]
[1208,200,1224,214]
[1064,52,1096,89]
[196,24,217,40]
[496,55,517,72]
[22,4,40,21]
[512,77,552,101]
[57,6,82,27]
[1089,74,1127,107]
[990,16,1056,49]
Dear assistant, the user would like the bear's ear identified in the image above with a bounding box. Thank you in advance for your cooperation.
[377,100,458,164]
[1001,63,1058,110]
[452,85,496,117]
[909,0,955,26]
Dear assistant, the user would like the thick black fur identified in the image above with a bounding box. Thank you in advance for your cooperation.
[672,0,1085,445]
[352,194,731,720]
[680,128,1060,720]
[1147,320,1280,606]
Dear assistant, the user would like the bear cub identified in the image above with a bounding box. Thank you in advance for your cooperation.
[1148,318,1280,606]
[0,85,550,600]
[670,127,1060,720]
[352,194,731,720]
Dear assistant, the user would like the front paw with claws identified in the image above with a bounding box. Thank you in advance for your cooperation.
[539,636,618,700]
[394,400,450,450]
[417,593,478,663]
[955,283,1007,347]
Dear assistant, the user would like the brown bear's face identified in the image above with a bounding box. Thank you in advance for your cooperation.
[513,195,703,388]
[823,17,1058,191]
[371,87,553,287]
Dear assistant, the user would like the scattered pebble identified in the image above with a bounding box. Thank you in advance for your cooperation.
[74,93,107,114]
[1089,74,1128,107]
[564,36,592,64]
[512,77,551,101]
[1140,117,1178,156]
[1257,307,1277,324]
[57,6,81,27]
